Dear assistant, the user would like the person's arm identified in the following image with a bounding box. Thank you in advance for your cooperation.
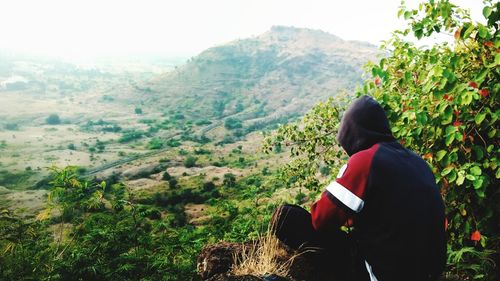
[310,145,378,232]
[311,190,350,232]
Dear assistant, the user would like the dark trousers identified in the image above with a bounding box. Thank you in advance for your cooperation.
[270,204,370,281]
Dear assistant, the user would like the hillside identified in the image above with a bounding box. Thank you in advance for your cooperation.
[146,26,379,134]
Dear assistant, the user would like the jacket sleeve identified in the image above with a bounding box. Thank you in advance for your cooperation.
[310,145,378,232]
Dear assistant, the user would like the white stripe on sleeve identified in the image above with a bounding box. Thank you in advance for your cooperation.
[365,260,379,281]
[325,181,365,213]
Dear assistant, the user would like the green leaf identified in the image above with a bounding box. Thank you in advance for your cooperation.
[436,150,447,161]
[447,169,457,183]
[416,112,428,125]
[415,29,423,40]
[442,167,453,176]
[466,174,476,181]
[473,178,483,189]
[475,189,485,198]
[478,26,488,39]
[488,128,496,138]
[441,106,453,125]
[472,146,484,161]
[496,168,500,179]
[457,171,465,185]
[445,134,454,146]
[475,112,486,125]
[483,6,492,18]
[445,125,457,135]
[470,166,482,176]
[398,9,404,18]
[404,11,412,20]
[463,24,475,39]
[461,92,473,105]
[475,68,488,83]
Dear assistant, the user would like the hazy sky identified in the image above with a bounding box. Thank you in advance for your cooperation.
[0,0,485,59]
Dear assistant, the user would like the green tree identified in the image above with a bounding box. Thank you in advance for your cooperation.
[46,113,61,125]
[168,178,178,189]
[223,173,236,187]
[162,171,172,180]
[184,156,198,168]
[224,117,243,130]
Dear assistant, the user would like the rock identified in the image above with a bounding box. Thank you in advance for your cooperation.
[198,240,339,281]
[198,242,245,280]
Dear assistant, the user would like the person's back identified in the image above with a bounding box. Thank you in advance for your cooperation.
[352,141,446,280]
[272,95,446,281]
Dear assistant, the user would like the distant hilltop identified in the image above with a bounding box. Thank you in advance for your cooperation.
[145,26,380,129]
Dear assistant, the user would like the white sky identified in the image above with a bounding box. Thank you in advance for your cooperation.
[0,0,484,60]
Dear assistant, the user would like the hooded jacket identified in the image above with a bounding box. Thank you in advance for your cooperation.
[311,96,446,281]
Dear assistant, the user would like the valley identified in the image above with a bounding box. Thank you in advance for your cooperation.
[0,26,378,215]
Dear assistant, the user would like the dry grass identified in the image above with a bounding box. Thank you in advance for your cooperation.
[231,231,296,278]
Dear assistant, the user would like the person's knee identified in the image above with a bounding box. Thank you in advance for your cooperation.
[270,204,314,249]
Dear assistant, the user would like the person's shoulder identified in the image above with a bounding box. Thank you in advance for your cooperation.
[345,143,380,172]
[349,143,380,162]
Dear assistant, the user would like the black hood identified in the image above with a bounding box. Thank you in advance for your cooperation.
[337,95,395,156]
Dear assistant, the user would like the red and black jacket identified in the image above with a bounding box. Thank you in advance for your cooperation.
[311,96,446,281]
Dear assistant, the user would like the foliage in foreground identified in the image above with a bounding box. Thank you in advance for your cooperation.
[0,167,276,281]
[264,0,499,279]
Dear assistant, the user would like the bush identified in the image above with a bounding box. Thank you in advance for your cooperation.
[46,114,61,125]
[365,2,499,277]
[202,181,216,192]
[194,148,211,155]
[162,171,172,181]
[223,173,236,188]
[224,118,242,130]
[195,119,212,126]
[118,130,144,143]
[319,166,330,176]
[168,178,178,189]
[135,107,143,114]
[4,123,18,130]
[148,138,164,150]
[184,156,197,168]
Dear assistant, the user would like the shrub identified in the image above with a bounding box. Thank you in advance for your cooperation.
[223,173,236,187]
[224,118,243,130]
[202,181,216,192]
[4,123,18,130]
[168,178,178,189]
[195,119,212,126]
[184,156,197,168]
[162,171,172,181]
[148,138,164,150]
[118,130,144,143]
[46,114,61,125]
[365,2,499,277]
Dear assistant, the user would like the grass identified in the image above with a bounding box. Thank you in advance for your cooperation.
[231,231,295,277]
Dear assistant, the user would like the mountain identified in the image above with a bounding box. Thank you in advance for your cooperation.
[144,26,380,132]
